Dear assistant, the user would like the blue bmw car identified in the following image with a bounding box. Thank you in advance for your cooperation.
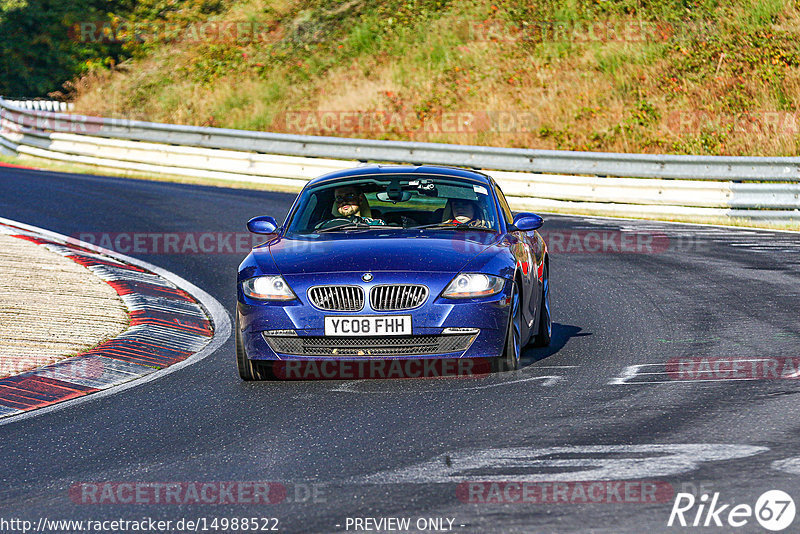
[236,165,550,380]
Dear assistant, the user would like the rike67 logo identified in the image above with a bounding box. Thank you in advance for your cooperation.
[668,490,796,531]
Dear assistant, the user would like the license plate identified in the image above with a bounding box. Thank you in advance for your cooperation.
[324,315,412,336]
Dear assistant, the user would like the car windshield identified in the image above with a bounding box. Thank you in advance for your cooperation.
[284,174,500,235]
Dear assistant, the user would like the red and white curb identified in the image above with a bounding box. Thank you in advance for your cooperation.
[0,217,230,424]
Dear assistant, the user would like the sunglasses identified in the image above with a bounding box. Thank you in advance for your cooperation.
[335,193,360,204]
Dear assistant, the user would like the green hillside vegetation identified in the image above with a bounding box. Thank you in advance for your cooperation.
[0,0,132,96]
[10,0,800,155]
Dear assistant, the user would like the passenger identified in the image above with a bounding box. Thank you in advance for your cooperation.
[443,198,489,228]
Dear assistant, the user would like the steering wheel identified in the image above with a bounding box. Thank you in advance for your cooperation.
[314,218,352,230]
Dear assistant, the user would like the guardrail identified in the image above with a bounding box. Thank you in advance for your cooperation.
[1,97,798,222]
[3,99,74,112]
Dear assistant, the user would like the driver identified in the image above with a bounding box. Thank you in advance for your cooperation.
[443,198,489,228]
[331,186,385,226]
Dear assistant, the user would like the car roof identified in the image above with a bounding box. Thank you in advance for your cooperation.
[305,164,493,188]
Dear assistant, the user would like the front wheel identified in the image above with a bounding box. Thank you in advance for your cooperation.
[531,263,551,347]
[236,315,272,380]
[493,281,522,372]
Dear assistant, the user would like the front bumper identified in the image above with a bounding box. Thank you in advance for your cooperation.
[237,271,512,361]
[262,332,478,357]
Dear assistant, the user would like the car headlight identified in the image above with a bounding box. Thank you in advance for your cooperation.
[442,273,505,299]
[242,276,296,301]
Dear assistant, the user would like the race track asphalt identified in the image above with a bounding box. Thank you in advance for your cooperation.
[1,166,800,533]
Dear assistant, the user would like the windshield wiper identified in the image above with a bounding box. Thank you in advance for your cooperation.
[413,223,497,233]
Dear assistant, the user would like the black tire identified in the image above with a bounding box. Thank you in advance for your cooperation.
[493,281,522,372]
[531,263,552,347]
[236,315,271,381]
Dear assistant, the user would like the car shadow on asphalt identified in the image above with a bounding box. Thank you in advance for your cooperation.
[521,323,590,366]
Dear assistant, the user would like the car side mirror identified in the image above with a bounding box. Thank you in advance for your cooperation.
[247,215,279,234]
[512,213,543,231]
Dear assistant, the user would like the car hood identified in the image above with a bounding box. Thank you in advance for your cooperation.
[266,231,501,275]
